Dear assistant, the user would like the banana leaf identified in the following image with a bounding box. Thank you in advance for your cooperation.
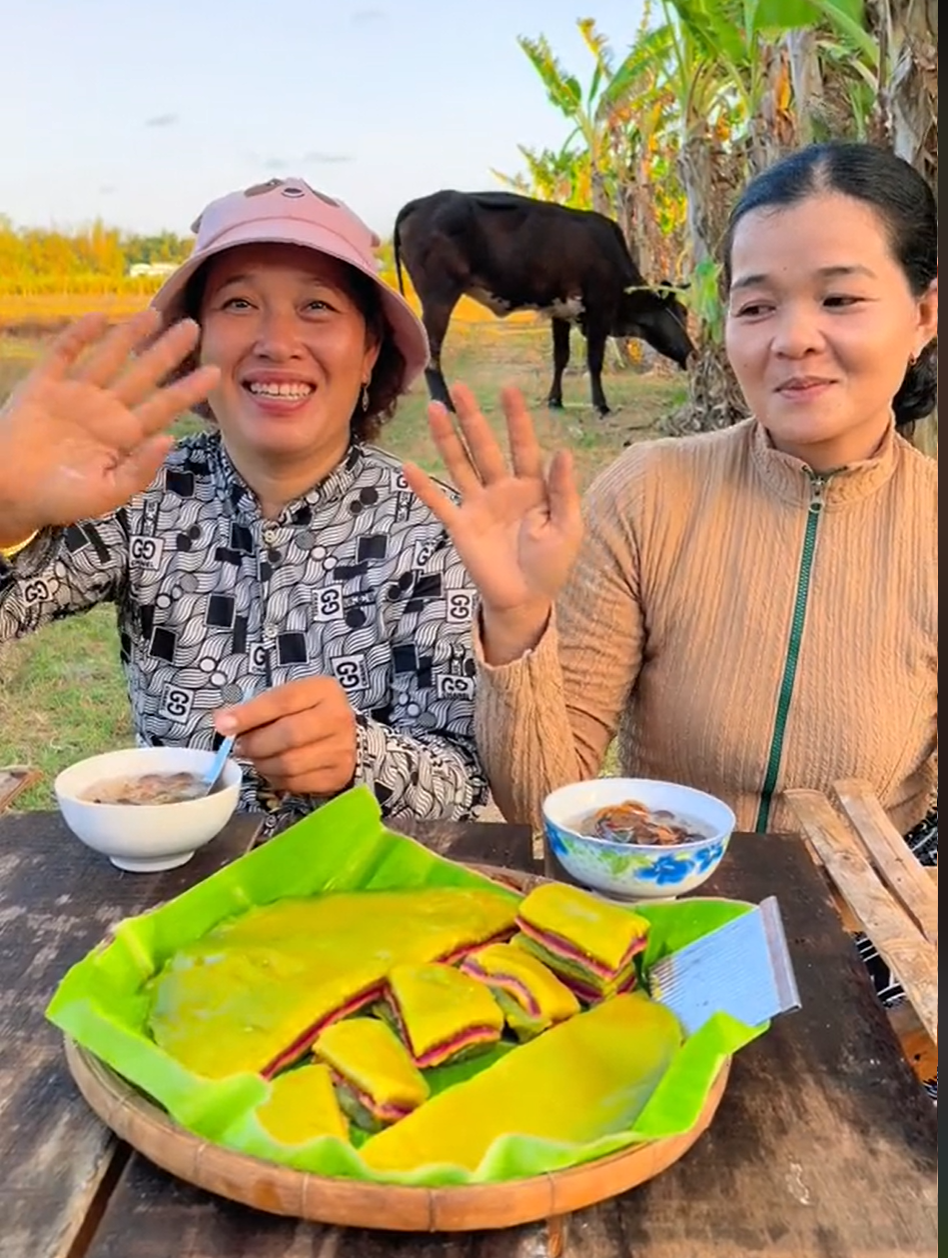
[46,785,766,1185]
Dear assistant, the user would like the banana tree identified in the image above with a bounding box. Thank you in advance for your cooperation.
[492,140,590,208]
[776,0,937,449]
[871,0,937,190]
[588,14,688,281]
[502,21,690,367]
[510,19,688,266]
[874,0,938,452]
[515,33,618,217]
[654,0,888,430]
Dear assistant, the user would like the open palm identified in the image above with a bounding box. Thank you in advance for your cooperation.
[0,310,218,541]
[402,384,583,614]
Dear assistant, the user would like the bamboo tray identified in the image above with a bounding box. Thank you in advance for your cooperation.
[62,863,733,1232]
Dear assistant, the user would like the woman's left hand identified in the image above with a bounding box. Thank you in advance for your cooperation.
[215,677,357,795]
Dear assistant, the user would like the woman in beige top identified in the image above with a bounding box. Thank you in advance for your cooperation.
[406,139,938,1094]
[406,139,937,839]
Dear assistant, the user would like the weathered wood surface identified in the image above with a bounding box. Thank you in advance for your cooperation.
[77,826,937,1258]
[786,788,938,1046]
[832,779,938,946]
[0,811,263,1258]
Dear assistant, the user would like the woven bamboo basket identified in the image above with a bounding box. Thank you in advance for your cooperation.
[63,863,732,1232]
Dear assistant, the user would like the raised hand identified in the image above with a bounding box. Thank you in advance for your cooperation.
[0,309,219,546]
[402,384,583,663]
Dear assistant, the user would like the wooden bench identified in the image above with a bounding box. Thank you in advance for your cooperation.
[787,779,937,1084]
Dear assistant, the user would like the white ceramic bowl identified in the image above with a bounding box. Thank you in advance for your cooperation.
[542,777,736,901]
[54,746,242,873]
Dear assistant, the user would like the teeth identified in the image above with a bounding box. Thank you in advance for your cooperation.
[248,382,314,398]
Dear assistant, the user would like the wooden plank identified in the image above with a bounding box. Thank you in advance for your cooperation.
[84,829,937,1258]
[0,810,263,1258]
[832,779,938,945]
[0,766,42,812]
[794,832,935,945]
[888,1002,938,1083]
[788,792,937,1076]
[786,789,937,1046]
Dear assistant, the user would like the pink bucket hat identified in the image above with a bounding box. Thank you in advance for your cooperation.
[151,177,429,392]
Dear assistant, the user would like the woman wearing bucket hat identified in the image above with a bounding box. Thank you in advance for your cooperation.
[0,178,487,834]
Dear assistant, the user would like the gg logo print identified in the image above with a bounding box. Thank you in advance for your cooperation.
[436,673,476,700]
[313,585,344,621]
[159,682,194,725]
[446,590,476,624]
[130,536,165,568]
[23,578,51,604]
[331,655,369,694]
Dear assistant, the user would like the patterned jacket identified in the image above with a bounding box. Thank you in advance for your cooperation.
[0,432,487,833]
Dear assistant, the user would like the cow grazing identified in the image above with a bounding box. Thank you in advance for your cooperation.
[392,190,694,416]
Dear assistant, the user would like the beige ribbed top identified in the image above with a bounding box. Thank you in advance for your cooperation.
[474,418,937,836]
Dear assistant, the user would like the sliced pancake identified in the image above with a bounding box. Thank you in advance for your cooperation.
[313,1016,429,1132]
[514,883,649,998]
[460,941,580,1039]
[255,1062,349,1145]
[361,991,683,1174]
[386,962,505,1068]
[511,932,639,1003]
[147,887,517,1079]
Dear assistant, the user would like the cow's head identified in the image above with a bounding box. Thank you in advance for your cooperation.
[616,279,695,368]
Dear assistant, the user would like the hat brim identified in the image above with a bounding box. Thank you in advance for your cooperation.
[150,218,429,393]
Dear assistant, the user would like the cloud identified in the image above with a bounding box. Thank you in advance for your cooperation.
[351,7,385,22]
[256,152,354,174]
[98,184,116,194]
[301,151,353,164]
[145,113,179,128]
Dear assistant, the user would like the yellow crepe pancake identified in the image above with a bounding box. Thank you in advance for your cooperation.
[386,963,505,1067]
[515,882,649,985]
[146,887,517,1079]
[314,1016,429,1129]
[255,1062,349,1145]
[460,942,580,1038]
[361,991,682,1174]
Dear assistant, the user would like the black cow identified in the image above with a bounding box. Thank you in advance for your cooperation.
[393,190,694,415]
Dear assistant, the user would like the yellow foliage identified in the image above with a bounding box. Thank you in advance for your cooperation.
[776,62,792,113]
[0,277,542,332]
[0,291,152,327]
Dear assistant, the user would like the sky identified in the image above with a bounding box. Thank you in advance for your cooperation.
[1,0,647,240]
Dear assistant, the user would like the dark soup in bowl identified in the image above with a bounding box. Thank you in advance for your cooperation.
[81,771,206,806]
[576,799,714,846]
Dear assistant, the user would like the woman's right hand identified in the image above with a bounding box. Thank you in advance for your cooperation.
[0,309,219,547]
[402,384,583,664]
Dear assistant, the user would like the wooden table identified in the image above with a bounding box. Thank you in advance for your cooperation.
[0,812,937,1258]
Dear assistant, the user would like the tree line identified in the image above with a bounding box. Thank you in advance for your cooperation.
[0,218,193,294]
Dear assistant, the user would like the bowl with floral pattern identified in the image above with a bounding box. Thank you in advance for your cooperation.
[541,777,736,901]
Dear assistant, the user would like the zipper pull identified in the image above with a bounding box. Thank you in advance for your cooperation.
[808,474,826,514]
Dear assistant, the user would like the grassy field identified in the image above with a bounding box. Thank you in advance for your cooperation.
[0,317,681,808]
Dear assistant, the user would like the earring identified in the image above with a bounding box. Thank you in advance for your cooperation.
[361,381,370,412]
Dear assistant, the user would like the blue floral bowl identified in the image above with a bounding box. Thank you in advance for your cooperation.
[542,778,736,901]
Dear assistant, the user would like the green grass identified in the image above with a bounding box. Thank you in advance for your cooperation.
[0,323,681,808]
